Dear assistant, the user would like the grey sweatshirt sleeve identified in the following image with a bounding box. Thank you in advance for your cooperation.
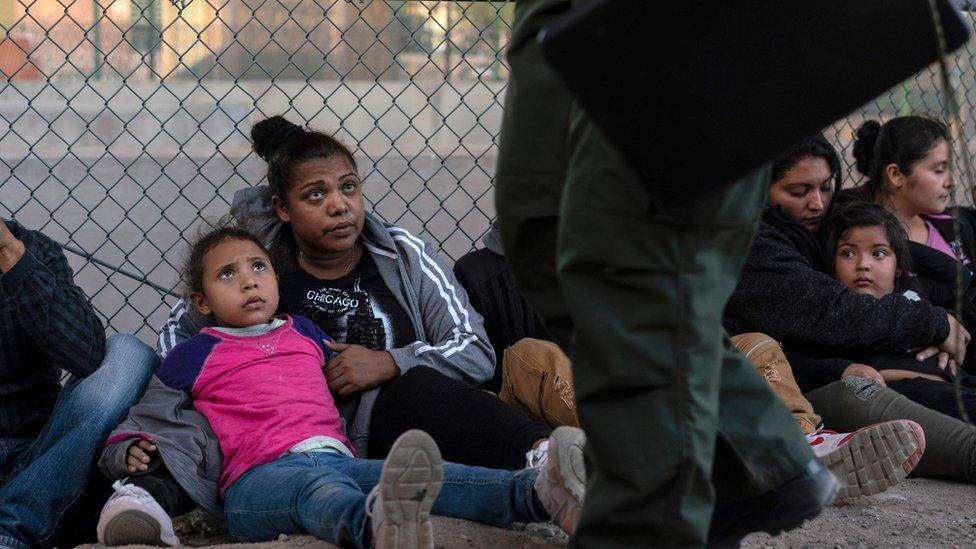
[100,439,136,479]
[726,224,951,353]
[100,438,162,479]
[385,229,495,385]
[98,376,225,519]
[156,298,214,357]
[98,377,190,479]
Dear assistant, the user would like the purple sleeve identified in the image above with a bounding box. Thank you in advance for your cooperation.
[155,333,220,392]
[289,315,334,360]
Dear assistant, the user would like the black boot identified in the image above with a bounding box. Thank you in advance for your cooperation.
[707,459,837,548]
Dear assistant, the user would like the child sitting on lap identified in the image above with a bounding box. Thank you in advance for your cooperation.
[795,201,976,420]
[96,226,585,549]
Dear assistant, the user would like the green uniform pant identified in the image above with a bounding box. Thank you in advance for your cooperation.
[495,1,815,546]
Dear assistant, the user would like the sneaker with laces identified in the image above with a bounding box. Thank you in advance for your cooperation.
[367,429,443,549]
[807,420,925,500]
[96,480,179,547]
[525,440,550,468]
[533,426,586,535]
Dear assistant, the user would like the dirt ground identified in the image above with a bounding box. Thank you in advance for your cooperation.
[79,478,976,548]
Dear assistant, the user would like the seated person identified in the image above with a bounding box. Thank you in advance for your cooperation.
[787,201,976,422]
[453,221,550,393]
[0,217,156,548]
[96,226,586,548]
[837,115,976,370]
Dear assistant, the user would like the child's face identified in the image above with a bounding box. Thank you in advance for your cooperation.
[190,238,279,328]
[833,226,898,299]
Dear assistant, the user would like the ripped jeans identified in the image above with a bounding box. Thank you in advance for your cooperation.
[806,377,976,483]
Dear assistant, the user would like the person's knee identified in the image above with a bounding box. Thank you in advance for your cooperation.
[104,333,159,372]
[804,378,882,431]
[840,376,882,399]
[102,333,159,381]
[806,378,869,406]
[502,338,578,428]
[730,332,777,355]
[65,333,157,422]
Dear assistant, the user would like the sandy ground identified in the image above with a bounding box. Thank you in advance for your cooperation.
[743,478,976,548]
[79,478,976,548]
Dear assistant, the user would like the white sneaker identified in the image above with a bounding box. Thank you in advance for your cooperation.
[525,440,550,468]
[808,420,925,500]
[367,430,443,549]
[96,480,179,546]
[534,426,586,535]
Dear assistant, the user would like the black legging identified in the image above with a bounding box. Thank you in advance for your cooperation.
[887,376,976,421]
[368,366,551,469]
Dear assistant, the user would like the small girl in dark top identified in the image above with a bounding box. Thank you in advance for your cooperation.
[814,202,976,420]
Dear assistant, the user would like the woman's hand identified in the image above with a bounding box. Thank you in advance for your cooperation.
[940,314,971,365]
[324,340,399,397]
[841,363,886,387]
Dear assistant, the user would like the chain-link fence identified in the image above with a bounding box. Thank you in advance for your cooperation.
[1,1,975,342]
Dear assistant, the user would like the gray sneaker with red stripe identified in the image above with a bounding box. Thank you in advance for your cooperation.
[807,419,925,501]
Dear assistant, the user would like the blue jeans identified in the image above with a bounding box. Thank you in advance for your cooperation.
[0,334,157,549]
[225,451,545,548]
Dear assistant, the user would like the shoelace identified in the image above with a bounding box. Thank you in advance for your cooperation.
[110,480,154,504]
[364,486,381,522]
[525,440,550,468]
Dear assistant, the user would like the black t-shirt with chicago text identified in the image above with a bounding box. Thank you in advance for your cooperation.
[276,253,417,351]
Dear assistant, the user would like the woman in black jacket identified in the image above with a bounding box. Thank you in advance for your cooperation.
[724,135,963,364]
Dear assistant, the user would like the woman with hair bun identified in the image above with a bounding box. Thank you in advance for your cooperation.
[851,116,966,255]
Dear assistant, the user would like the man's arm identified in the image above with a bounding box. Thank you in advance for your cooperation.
[0,221,106,377]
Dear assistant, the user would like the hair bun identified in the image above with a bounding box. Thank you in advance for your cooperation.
[852,120,882,176]
[251,116,301,161]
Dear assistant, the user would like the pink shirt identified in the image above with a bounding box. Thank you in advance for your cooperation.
[925,218,957,259]
[156,315,352,494]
